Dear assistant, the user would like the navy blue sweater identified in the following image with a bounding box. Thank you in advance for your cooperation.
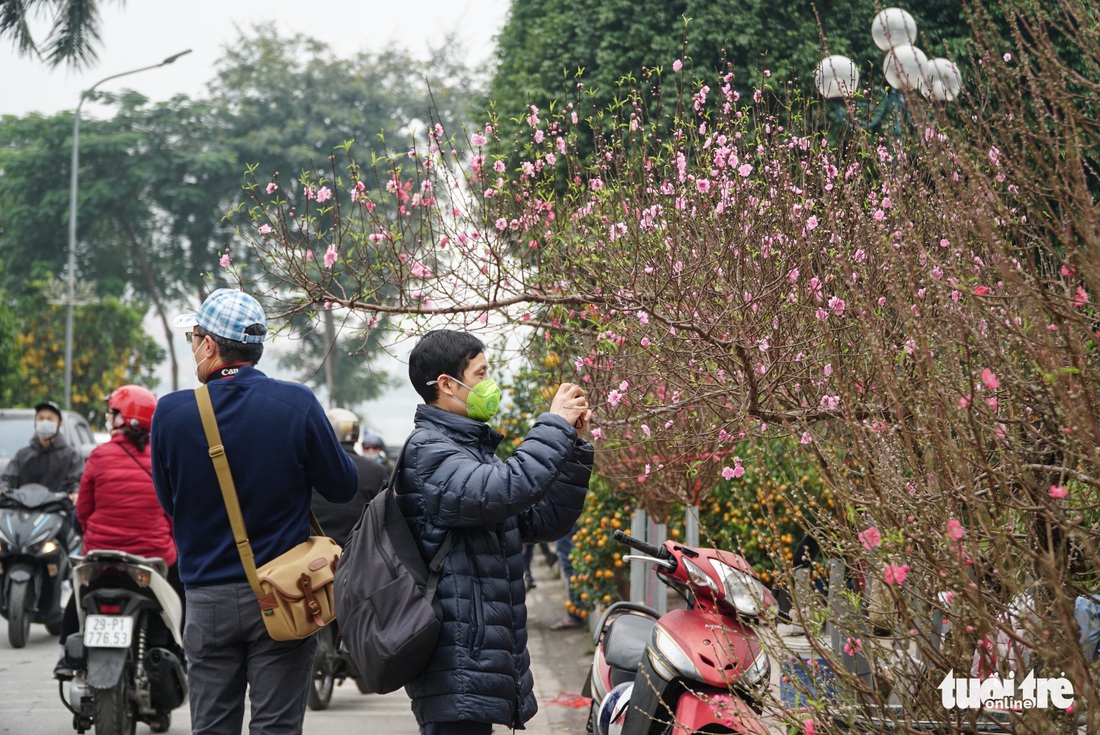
[151,366,358,589]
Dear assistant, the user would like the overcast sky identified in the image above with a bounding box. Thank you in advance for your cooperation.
[1,0,510,117]
[1,0,512,444]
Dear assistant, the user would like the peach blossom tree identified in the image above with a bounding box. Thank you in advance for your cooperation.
[229,1,1099,730]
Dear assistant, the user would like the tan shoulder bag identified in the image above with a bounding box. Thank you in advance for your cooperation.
[195,384,341,641]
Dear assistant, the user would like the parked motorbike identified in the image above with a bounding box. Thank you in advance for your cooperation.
[584,529,776,735]
[0,483,74,647]
[309,621,371,709]
[59,550,187,735]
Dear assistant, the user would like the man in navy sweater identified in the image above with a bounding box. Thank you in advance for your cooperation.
[151,289,357,735]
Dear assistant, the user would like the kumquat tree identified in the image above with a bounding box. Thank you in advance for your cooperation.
[225,1,1099,732]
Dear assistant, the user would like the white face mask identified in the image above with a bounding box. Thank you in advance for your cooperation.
[35,419,59,439]
[192,337,211,383]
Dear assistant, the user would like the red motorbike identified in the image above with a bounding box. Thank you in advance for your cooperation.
[584,529,776,735]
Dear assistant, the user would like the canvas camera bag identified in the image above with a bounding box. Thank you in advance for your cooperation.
[334,433,454,694]
[196,384,341,641]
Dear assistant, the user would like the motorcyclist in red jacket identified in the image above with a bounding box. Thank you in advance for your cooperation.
[56,385,181,679]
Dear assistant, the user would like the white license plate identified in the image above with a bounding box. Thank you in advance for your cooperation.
[83,615,134,648]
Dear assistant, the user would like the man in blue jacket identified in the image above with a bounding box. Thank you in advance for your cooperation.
[151,289,358,735]
[397,329,594,735]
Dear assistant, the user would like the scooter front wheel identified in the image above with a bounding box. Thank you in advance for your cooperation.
[7,579,31,648]
[307,630,336,710]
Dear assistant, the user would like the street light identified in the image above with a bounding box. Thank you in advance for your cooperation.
[813,8,961,132]
[64,49,191,409]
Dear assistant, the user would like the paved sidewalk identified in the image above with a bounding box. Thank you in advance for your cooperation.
[519,554,594,734]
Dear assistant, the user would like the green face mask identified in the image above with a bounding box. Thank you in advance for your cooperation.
[439,376,501,422]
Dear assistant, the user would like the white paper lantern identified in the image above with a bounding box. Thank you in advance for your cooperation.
[872,8,918,52]
[883,44,929,90]
[814,55,860,99]
[919,57,963,101]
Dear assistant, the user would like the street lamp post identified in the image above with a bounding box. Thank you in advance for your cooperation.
[813,8,961,134]
[64,49,192,409]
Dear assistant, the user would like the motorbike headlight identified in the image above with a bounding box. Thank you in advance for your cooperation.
[41,540,58,554]
[709,560,765,617]
[682,558,720,596]
[737,648,771,694]
[648,625,702,681]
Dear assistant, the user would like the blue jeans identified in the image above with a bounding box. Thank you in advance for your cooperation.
[184,582,318,735]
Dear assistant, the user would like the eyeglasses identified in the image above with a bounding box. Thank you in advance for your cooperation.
[185,331,203,343]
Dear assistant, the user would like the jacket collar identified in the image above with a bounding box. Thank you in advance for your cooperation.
[27,431,70,453]
[414,403,503,450]
[201,363,265,384]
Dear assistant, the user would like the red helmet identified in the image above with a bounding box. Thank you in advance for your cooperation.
[108,385,157,430]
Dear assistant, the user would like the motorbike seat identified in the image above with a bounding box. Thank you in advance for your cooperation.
[604,612,657,675]
[77,550,169,578]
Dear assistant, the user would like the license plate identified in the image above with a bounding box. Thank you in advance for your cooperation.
[83,615,133,648]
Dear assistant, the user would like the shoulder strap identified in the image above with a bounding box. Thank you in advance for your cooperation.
[195,384,268,603]
[195,385,325,612]
[390,428,454,575]
[116,441,153,480]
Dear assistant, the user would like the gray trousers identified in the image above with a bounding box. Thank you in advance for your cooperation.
[184,582,318,735]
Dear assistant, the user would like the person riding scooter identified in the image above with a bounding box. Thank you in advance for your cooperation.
[307,407,389,709]
[55,385,181,679]
[0,400,83,552]
[312,407,387,546]
[0,401,84,498]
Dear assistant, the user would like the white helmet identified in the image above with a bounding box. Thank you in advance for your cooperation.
[597,682,633,735]
[326,407,360,444]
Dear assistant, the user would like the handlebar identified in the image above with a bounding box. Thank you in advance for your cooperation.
[612,529,664,558]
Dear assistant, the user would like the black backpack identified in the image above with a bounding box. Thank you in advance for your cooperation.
[334,433,455,694]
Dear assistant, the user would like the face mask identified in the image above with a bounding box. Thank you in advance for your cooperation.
[433,376,501,422]
[192,337,211,383]
[35,419,59,439]
[106,411,124,431]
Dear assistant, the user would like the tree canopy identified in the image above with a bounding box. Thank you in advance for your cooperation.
[0,24,478,406]
[488,0,971,152]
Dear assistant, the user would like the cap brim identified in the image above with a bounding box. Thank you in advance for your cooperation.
[172,313,199,329]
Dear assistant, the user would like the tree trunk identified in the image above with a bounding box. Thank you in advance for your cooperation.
[124,223,178,391]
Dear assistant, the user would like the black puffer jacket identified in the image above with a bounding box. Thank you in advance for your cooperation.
[396,404,593,728]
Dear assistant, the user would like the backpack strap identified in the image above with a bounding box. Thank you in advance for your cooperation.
[391,428,455,576]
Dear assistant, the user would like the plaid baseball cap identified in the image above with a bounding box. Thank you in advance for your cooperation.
[172,289,267,344]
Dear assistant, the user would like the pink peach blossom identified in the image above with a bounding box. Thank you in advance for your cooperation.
[946,519,965,541]
[858,527,882,550]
